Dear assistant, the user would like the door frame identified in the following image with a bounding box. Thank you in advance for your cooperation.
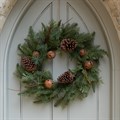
[85,1,120,120]
[0,0,120,120]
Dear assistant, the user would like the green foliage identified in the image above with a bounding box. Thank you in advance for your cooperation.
[15,20,107,108]
[41,20,61,50]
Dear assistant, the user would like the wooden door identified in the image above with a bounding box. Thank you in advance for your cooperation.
[6,0,111,120]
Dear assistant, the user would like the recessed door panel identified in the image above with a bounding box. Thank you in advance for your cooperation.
[7,0,111,120]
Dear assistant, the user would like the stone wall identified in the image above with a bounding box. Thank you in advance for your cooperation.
[102,0,120,38]
[0,0,120,38]
[0,0,17,31]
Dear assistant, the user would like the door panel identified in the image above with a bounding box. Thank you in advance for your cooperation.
[7,0,111,120]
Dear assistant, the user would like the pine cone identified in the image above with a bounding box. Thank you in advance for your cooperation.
[57,71,74,84]
[21,56,37,72]
[60,38,77,52]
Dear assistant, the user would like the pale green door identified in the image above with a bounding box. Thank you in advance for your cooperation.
[4,0,111,120]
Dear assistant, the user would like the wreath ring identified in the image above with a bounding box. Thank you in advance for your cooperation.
[16,20,107,108]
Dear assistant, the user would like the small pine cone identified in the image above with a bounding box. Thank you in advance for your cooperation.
[60,38,77,52]
[32,51,40,57]
[57,71,74,84]
[21,56,37,72]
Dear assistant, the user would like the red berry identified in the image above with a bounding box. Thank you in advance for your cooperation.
[79,49,87,56]
[47,51,56,59]
[44,80,53,89]
[84,61,93,70]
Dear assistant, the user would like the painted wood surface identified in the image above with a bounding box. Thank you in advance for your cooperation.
[3,0,111,120]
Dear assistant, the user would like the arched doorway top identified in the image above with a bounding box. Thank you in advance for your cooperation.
[0,0,120,39]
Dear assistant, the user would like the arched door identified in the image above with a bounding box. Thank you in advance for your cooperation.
[2,0,111,120]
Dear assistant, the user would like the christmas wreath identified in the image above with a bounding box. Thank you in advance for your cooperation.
[16,20,107,108]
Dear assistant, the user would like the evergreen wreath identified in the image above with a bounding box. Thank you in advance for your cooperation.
[16,20,107,108]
